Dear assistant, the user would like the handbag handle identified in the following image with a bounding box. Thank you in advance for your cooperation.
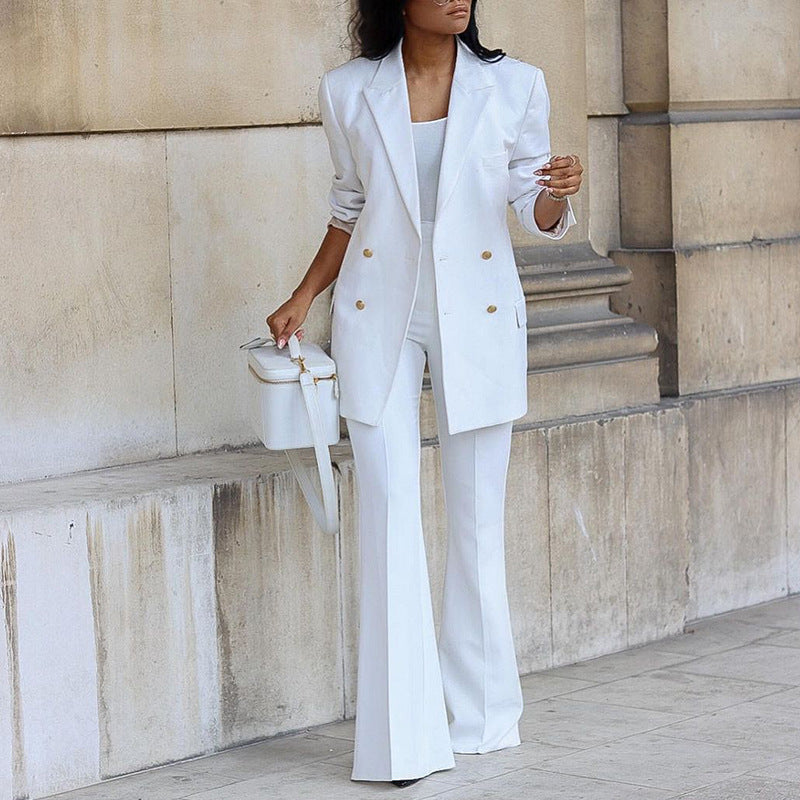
[285,332,339,535]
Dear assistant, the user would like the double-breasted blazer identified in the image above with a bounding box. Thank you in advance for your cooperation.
[318,34,577,435]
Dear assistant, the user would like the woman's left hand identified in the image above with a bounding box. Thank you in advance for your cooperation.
[535,154,583,200]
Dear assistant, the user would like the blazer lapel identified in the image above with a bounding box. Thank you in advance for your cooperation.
[363,35,496,240]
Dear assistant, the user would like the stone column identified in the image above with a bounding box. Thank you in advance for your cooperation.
[610,0,800,397]
[502,0,660,427]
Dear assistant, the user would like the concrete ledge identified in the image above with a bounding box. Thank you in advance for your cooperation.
[1,379,798,799]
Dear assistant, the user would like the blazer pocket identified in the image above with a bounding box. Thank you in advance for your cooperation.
[482,152,508,170]
[514,297,527,328]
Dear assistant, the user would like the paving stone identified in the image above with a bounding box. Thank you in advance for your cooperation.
[544,643,696,683]
[170,732,354,782]
[156,758,457,799]
[668,774,800,799]
[535,730,788,793]
[653,617,785,657]
[429,764,673,798]
[749,686,800,710]
[748,755,800,783]
[669,642,800,685]
[760,629,800,649]
[25,763,239,800]
[518,697,687,749]
[554,668,791,714]
[520,671,597,703]
[656,700,800,758]
[712,596,800,630]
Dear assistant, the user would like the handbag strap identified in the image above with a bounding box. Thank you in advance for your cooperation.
[285,332,339,535]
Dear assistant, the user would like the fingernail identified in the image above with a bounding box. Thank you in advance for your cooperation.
[278,338,285,348]
[534,170,542,175]
[543,162,550,168]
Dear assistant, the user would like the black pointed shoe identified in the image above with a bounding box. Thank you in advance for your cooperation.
[392,777,423,788]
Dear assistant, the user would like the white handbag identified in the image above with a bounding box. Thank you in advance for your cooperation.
[240,331,340,535]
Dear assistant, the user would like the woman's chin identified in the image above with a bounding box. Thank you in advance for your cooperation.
[441,18,470,34]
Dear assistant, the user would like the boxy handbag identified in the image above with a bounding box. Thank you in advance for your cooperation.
[239,331,340,535]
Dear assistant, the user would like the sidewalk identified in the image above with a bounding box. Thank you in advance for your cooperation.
[42,595,800,799]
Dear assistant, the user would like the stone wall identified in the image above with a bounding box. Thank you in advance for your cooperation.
[0,0,596,484]
[1,0,798,797]
[1,382,797,798]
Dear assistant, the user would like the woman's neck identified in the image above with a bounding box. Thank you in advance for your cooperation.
[401,31,456,81]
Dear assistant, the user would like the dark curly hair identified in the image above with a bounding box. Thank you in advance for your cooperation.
[347,0,505,62]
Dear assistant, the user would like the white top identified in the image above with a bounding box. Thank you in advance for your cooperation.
[411,116,447,223]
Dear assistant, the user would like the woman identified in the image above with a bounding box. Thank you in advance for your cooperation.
[267,0,582,788]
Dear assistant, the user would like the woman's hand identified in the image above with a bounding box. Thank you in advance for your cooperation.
[265,289,312,349]
[535,154,583,199]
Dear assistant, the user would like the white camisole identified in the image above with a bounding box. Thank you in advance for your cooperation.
[411,116,447,223]
[408,116,447,325]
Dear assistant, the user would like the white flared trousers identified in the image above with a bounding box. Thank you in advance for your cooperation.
[345,221,524,782]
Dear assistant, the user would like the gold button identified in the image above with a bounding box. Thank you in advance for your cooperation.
[355,299,365,309]
[363,248,373,258]
[481,250,492,260]
[487,304,497,313]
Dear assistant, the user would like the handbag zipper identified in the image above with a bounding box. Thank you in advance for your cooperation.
[248,363,339,397]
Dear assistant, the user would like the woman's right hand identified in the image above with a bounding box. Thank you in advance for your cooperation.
[266,290,313,349]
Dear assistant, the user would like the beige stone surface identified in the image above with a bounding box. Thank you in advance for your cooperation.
[585,0,626,116]
[672,119,800,248]
[587,115,622,255]
[0,1,352,135]
[619,121,672,248]
[608,248,678,395]
[684,385,787,620]
[624,407,689,646]
[668,0,800,106]
[86,487,220,776]
[166,125,334,453]
[0,133,175,484]
[210,474,343,748]
[788,384,800,595]
[524,353,661,423]
[546,415,628,665]
[0,4,601,485]
[4,1,800,791]
[505,428,552,673]
[675,239,800,394]
[621,0,669,111]
[0,451,346,798]
[0,507,101,798]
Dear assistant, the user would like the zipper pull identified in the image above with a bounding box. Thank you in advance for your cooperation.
[239,335,274,350]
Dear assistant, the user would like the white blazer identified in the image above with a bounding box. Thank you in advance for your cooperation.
[318,35,577,435]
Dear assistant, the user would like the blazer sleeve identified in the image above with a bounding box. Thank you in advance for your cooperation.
[318,71,365,229]
[507,67,577,240]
